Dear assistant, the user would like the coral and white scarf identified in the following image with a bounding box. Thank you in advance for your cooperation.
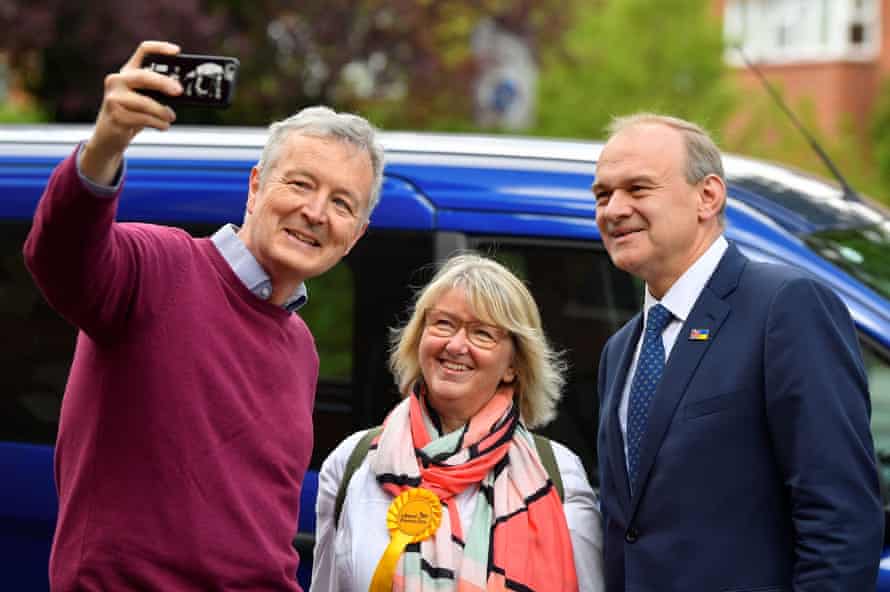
[368,384,578,592]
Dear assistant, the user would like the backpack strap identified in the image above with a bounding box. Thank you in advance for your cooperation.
[334,426,382,529]
[532,433,564,502]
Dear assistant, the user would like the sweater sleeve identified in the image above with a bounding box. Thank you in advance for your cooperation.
[23,148,172,342]
[553,441,605,592]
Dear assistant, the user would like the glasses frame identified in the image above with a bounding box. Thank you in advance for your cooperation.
[422,309,509,350]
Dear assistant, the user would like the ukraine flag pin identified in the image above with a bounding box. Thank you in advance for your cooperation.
[689,328,710,341]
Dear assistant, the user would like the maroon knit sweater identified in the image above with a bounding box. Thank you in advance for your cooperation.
[23,151,317,591]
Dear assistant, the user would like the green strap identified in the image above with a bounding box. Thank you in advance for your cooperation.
[332,427,565,530]
[334,426,382,528]
[533,433,564,502]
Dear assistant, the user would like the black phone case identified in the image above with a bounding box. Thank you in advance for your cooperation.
[139,53,239,108]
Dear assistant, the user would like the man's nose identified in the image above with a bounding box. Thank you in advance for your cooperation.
[599,190,632,221]
[301,192,328,224]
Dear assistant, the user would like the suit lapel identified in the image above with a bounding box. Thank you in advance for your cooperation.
[629,243,747,516]
[605,315,642,513]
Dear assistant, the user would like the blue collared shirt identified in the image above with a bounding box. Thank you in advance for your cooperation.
[75,144,307,313]
[210,224,307,312]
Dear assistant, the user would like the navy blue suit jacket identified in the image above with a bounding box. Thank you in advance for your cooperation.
[597,243,883,591]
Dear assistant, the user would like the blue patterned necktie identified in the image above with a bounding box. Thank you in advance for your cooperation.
[626,303,673,494]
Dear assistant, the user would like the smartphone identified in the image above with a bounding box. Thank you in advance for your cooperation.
[139,53,239,108]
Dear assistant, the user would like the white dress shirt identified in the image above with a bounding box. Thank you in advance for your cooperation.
[618,236,729,468]
[310,429,605,592]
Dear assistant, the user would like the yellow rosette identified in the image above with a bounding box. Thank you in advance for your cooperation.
[369,487,442,592]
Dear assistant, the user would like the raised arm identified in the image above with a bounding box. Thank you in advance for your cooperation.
[23,41,184,340]
[79,40,182,184]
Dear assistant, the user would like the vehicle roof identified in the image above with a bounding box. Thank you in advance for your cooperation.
[0,122,873,176]
[0,124,600,163]
[1,124,882,232]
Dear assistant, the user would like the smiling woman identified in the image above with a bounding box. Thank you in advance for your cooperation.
[309,253,604,592]
[417,287,517,433]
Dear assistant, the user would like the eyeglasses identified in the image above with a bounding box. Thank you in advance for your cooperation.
[423,309,508,350]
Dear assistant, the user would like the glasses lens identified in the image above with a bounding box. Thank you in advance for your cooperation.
[467,324,499,348]
[426,311,457,337]
[425,311,504,349]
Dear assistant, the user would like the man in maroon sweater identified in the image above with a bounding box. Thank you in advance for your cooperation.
[23,40,383,590]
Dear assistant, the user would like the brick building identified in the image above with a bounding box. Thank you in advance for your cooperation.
[718,0,888,136]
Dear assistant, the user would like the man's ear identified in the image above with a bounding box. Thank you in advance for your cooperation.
[698,174,726,222]
[246,166,262,215]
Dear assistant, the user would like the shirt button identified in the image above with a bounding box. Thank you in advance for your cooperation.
[260,286,271,298]
[625,527,639,544]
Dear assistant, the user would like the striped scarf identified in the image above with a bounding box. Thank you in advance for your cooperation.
[368,384,579,592]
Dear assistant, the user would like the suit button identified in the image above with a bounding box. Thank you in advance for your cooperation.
[625,528,639,543]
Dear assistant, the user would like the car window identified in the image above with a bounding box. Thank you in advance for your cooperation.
[804,222,890,300]
[864,341,890,489]
[301,264,354,379]
[0,223,72,446]
[307,229,435,469]
[727,164,884,229]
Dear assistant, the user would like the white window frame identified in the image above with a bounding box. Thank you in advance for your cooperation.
[723,0,881,65]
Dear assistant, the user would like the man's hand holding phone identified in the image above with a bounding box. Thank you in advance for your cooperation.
[139,53,239,108]
[81,41,184,186]
[81,41,241,186]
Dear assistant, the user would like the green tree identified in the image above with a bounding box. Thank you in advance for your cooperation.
[0,102,46,123]
[533,0,735,139]
[870,78,890,196]
[725,82,887,206]
[0,1,575,128]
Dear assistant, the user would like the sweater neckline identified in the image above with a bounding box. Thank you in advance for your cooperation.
[198,238,294,322]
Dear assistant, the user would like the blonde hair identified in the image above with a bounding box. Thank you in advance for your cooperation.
[389,253,566,428]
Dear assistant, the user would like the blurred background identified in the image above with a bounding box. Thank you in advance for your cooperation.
[2,0,890,205]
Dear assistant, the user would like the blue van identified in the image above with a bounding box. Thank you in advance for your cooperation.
[2,125,889,589]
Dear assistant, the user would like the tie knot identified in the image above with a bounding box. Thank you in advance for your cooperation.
[646,304,672,334]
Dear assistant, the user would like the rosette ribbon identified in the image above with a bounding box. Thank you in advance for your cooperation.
[369,487,442,592]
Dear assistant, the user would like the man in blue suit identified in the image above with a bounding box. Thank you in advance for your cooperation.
[593,113,883,591]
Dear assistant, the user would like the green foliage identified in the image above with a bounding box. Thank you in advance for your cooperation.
[870,78,890,198]
[0,101,46,123]
[533,0,735,140]
[726,85,888,206]
[1,1,574,128]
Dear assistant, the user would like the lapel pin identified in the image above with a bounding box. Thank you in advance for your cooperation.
[688,328,710,341]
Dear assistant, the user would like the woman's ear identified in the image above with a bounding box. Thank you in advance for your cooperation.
[503,365,516,383]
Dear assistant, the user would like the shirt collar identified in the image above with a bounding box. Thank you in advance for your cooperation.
[643,235,728,323]
[210,224,308,312]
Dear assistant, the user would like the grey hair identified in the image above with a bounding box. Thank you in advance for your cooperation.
[606,113,726,217]
[389,253,568,428]
[256,106,385,218]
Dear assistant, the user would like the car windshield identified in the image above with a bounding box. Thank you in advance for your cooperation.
[725,157,888,230]
[803,222,890,300]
